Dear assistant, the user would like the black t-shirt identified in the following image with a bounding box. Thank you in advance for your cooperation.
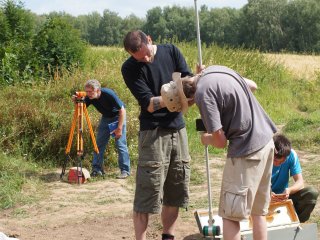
[85,88,123,118]
[121,44,192,130]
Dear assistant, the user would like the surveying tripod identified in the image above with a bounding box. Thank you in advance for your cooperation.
[60,91,99,184]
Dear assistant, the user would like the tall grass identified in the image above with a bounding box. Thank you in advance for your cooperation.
[0,152,41,209]
[1,44,320,165]
[0,43,319,208]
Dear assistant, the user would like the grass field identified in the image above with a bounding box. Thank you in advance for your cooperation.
[265,53,320,80]
[0,44,319,227]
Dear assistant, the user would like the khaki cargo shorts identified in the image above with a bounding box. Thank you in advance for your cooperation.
[133,127,191,214]
[219,139,274,221]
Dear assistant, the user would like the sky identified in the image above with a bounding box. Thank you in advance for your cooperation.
[23,0,248,19]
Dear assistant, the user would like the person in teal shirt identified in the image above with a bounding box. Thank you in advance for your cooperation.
[271,134,318,222]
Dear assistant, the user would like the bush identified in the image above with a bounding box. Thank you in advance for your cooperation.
[32,16,87,80]
[0,1,88,84]
[0,0,36,85]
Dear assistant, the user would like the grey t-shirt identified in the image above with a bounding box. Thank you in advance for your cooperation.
[195,65,277,157]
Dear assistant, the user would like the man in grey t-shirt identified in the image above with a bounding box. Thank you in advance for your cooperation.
[161,65,277,240]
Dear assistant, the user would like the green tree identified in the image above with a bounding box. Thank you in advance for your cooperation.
[162,6,195,41]
[0,10,9,67]
[0,0,35,85]
[2,0,35,41]
[282,0,320,52]
[0,10,10,45]
[32,12,47,33]
[74,14,89,43]
[120,14,144,41]
[143,7,169,42]
[241,0,287,51]
[32,16,87,79]
[85,12,102,45]
[99,10,122,45]
[144,6,196,42]
[201,7,241,47]
[47,11,76,26]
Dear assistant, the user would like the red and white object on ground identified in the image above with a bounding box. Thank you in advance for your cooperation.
[68,167,90,184]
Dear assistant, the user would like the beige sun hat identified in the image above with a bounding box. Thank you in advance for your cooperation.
[160,72,188,113]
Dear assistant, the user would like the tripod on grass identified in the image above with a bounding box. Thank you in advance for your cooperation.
[60,91,99,184]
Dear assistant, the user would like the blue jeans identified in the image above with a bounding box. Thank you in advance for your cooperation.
[92,115,130,174]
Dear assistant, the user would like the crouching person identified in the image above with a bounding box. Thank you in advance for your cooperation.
[271,133,319,222]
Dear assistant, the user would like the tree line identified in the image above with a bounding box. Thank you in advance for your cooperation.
[1,0,319,85]
[67,0,320,53]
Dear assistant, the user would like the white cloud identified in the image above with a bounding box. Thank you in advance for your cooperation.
[23,0,248,18]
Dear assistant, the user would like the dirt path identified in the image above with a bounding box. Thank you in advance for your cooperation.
[0,152,319,240]
[0,165,206,240]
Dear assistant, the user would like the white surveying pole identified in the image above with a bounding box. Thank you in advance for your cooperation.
[194,0,202,67]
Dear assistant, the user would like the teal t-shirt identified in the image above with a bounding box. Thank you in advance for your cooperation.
[271,149,302,194]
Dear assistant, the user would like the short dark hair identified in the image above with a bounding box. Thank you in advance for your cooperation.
[182,76,197,98]
[273,134,292,158]
[123,30,148,53]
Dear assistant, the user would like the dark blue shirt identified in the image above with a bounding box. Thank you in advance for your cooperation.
[85,88,124,118]
[121,44,192,130]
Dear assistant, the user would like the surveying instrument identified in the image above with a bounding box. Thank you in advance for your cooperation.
[60,91,99,184]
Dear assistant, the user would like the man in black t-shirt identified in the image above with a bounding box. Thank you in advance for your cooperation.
[121,30,192,240]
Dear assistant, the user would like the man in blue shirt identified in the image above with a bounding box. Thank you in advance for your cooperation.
[271,134,318,222]
[82,79,130,179]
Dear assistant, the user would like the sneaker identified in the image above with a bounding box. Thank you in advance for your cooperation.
[162,234,174,240]
[91,170,103,177]
[116,172,130,179]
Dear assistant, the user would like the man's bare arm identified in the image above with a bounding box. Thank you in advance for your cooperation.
[201,129,227,148]
[243,77,258,92]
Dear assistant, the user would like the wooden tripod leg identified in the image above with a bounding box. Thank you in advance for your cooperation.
[65,104,78,154]
[61,104,78,179]
[77,155,84,184]
[83,104,99,154]
[77,102,84,156]
[76,102,85,184]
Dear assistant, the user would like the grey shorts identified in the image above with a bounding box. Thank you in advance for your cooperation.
[133,127,191,214]
[219,139,274,221]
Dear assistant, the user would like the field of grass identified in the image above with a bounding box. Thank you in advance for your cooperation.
[265,53,320,81]
[0,43,319,212]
